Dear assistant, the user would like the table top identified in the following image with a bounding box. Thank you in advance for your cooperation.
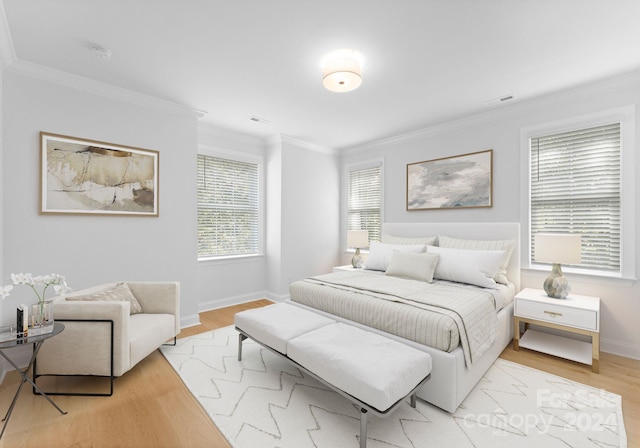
[0,322,65,349]
[516,288,600,310]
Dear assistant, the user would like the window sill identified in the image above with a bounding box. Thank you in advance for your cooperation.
[198,254,264,265]
[523,266,636,288]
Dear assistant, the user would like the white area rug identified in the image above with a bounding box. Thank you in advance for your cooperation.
[160,326,626,448]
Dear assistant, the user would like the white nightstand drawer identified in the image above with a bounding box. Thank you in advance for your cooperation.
[516,299,598,331]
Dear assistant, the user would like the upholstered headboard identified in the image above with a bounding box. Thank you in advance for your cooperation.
[382,222,521,291]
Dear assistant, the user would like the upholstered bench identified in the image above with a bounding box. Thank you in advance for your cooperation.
[234,301,335,355]
[235,303,432,448]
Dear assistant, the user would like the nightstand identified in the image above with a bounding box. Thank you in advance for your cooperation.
[513,288,600,373]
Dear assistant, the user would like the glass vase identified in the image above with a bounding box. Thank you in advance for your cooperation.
[30,301,54,336]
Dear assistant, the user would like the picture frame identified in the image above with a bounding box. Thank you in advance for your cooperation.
[40,132,159,216]
[406,149,492,211]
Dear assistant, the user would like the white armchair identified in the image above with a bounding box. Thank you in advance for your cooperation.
[34,281,180,396]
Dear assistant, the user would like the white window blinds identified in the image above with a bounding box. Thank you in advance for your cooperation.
[197,154,259,258]
[530,122,621,273]
[347,165,381,244]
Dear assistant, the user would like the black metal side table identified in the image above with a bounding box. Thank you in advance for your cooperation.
[0,322,67,439]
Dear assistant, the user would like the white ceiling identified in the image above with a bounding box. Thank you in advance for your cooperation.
[2,0,640,150]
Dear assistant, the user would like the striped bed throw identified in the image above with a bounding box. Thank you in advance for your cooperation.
[289,270,498,367]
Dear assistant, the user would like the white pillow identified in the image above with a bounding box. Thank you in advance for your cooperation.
[381,234,437,246]
[437,235,515,285]
[426,245,505,289]
[365,241,426,271]
[65,282,143,314]
[385,251,440,283]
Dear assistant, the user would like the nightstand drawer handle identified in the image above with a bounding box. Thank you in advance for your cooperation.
[544,310,563,318]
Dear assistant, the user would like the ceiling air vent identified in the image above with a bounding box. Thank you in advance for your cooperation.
[249,115,271,125]
[484,94,515,106]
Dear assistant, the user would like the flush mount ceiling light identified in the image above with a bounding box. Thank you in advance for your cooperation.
[321,49,363,93]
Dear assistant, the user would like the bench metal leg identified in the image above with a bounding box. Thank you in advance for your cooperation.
[410,392,416,408]
[238,333,247,361]
[360,408,368,448]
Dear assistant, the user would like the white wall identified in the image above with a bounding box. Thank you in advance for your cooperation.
[0,64,3,325]
[279,137,341,291]
[195,129,341,307]
[265,136,283,297]
[196,124,269,312]
[1,71,200,328]
[341,72,640,359]
[1,70,342,347]
[267,136,341,297]
[3,57,636,370]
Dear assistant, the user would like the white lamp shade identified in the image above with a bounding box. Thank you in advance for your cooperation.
[534,233,582,265]
[347,230,369,248]
[322,49,362,92]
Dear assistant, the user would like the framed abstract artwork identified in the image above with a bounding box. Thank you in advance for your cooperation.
[40,132,159,216]
[406,149,492,210]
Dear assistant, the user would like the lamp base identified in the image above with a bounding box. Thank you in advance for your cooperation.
[351,248,364,269]
[543,263,571,299]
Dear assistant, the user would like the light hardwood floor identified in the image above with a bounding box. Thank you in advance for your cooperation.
[0,299,637,447]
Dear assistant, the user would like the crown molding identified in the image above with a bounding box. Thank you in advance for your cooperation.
[0,0,206,119]
[265,134,282,147]
[280,134,338,155]
[5,59,207,119]
[0,1,16,69]
[198,121,268,151]
[343,70,640,155]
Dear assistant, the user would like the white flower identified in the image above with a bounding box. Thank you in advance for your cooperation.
[11,273,33,285]
[53,280,71,296]
[2,273,71,303]
[0,285,13,299]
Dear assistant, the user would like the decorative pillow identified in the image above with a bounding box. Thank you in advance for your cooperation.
[385,251,440,283]
[381,234,437,246]
[426,245,506,289]
[364,241,426,271]
[65,282,143,314]
[437,235,516,285]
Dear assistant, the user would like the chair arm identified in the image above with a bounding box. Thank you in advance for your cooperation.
[44,300,131,376]
[53,299,130,323]
[127,282,180,335]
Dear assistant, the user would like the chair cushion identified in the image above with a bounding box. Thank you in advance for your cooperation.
[129,313,175,368]
[287,323,432,413]
[234,303,336,354]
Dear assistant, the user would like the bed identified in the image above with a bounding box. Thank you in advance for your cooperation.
[287,222,520,413]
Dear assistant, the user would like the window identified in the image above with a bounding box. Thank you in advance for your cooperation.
[347,163,382,245]
[529,123,621,274]
[197,153,260,259]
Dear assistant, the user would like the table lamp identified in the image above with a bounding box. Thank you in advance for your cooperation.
[534,233,582,299]
[347,230,369,268]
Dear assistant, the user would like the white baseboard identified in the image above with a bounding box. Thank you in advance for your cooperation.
[180,314,201,329]
[198,291,269,313]
[197,290,288,313]
[601,337,640,360]
[265,292,290,303]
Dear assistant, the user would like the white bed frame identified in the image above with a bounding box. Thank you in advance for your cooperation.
[291,222,520,413]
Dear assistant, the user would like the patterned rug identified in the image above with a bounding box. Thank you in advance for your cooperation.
[160,326,626,448]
